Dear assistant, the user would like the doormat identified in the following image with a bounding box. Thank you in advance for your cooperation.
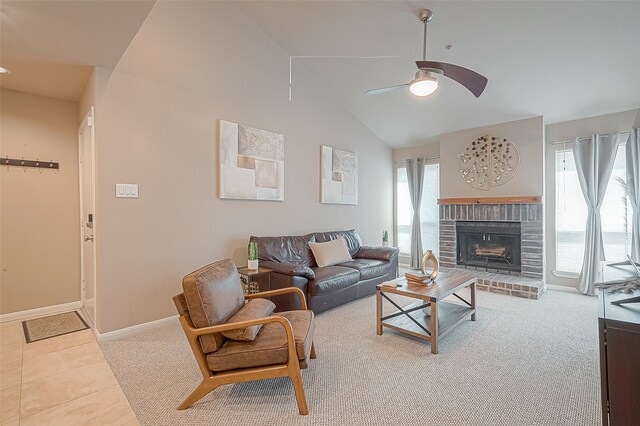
[22,311,90,343]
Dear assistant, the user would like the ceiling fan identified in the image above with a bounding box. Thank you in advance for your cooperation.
[367,9,488,98]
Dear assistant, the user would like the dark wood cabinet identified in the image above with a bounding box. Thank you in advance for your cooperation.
[598,265,640,426]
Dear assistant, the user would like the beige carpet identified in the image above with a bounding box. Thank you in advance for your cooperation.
[101,289,600,426]
[22,311,89,343]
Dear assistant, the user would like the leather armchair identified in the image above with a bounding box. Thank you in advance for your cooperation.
[173,259,316,415]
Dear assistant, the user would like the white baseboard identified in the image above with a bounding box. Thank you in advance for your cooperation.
[0,301,83,323]
[80,307,95,329]
[96,315,178,342]
[546,284,580,294]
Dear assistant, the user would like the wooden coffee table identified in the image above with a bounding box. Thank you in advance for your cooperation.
[376,270,476,354]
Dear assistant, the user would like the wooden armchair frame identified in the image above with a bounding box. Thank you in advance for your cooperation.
[177,287,316,415]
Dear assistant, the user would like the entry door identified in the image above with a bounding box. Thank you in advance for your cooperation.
[79,107,96,326]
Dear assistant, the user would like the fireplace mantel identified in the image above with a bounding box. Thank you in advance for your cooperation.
[438,196,542,205]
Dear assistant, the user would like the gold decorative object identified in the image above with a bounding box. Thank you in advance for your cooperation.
[240,276,261,295]
[458,135,520,190]
[420,250,439,281]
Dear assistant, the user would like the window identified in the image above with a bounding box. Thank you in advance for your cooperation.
[555,143,632,274]
[420,164,440,254]
[396,162,440,257]
[396,167,411,254]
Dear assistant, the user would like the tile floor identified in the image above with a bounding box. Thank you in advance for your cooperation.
[1,316,138,425]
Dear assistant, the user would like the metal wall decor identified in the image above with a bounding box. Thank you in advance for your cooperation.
[458,135,520,190]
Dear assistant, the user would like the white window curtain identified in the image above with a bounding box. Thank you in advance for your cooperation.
[406,158,425,268]
[573,134,620,295]
[627,128,640,262]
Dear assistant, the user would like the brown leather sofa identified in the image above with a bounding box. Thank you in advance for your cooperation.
[250,229,399,314]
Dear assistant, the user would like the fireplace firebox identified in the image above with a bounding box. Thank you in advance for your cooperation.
[456,221,521,272]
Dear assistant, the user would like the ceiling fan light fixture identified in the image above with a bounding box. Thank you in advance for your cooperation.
[409,72,438,97]
[366,8,488,98]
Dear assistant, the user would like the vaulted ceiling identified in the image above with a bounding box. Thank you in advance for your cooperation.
[0,0,155,101]
[2,1,639,147]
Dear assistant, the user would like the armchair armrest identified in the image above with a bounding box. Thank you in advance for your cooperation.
[260,260,315,279]
[355,245,399,262]
[184,314,291,337]
[245,287,308,310]
[178,314,298,366]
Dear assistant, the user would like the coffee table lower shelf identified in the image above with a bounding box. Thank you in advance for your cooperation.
[380,300,474,342]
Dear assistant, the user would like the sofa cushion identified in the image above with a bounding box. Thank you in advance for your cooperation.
[182,259,245,353]
[206,310,315,372]
[309,237,352,267]
[337,258,391,280]
[314,229,362,257]
[307,266,360,296]
[250,234,316,266]
[221,298,276,341]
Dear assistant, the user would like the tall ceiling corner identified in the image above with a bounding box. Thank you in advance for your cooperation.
[0,0,156,101]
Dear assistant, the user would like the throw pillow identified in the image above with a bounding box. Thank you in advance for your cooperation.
[309,237,353,267]
[221,298,276,341]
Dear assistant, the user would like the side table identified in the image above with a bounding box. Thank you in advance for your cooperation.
[237,266,272,294]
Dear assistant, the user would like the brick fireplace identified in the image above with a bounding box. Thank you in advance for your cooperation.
[438,196,545,299]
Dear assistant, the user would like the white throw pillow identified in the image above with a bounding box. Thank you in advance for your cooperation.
[309,237,353,267]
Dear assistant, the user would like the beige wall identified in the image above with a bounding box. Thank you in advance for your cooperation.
[79,67,110,122]
[439,116,544,199]
[392,139,440,164]
[91,2,393,333]
[544,108,639,287]
[546,109,639,143]
[79,69,96,123]
[0,89,80,314]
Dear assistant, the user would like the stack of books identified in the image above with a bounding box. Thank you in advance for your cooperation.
[380,276,407,288]
[405,272,435,286]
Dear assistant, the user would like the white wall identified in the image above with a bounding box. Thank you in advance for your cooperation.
[439,116,544,199]
[90,2,393,333]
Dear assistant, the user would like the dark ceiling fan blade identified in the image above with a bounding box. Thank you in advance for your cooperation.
[366,83,409,95]
[416,61,488,97]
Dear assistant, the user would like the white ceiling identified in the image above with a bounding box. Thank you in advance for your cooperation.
[0,0,154,101]
[1,1,639,146]
[235,1,640,147]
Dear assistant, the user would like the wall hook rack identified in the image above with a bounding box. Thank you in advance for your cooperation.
[3,156,59,169]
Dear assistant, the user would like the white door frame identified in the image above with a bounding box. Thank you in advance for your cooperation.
[78,106,97,327]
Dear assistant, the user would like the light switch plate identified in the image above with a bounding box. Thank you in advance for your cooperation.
[115,183,139,198]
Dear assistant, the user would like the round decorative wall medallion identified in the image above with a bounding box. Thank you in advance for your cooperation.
[458,135,520,190]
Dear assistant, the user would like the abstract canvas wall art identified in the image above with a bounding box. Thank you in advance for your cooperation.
[321,145,358,205]
[219,120,284,201]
